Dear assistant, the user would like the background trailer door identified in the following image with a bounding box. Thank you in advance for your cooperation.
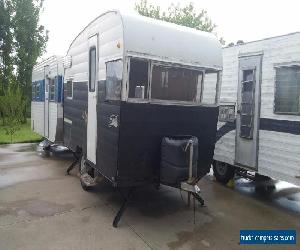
[235,55,262,170]
[44,65,50,138]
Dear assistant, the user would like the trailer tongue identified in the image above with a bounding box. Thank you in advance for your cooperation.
[111,135,205,227]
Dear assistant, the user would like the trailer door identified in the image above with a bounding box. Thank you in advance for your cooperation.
[87,34,98,164]
[44,65,50,138]
[235,54,262,170]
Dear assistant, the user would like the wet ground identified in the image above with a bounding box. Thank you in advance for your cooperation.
[0,143,299,250]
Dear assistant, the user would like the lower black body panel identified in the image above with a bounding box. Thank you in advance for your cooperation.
[115,102,219,187]
[96,103,120,181]
[63,82,88,152]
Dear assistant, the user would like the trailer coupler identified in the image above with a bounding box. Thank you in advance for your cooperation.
[181,181,205,224]
[181,182,204,206]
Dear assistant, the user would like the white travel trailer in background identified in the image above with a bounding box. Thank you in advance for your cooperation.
[31,56,64,143]
[213,32,300,186]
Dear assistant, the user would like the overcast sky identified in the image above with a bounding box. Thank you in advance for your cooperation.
[40,0,300,59]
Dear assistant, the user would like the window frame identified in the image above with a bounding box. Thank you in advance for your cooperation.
[127,57,150,102]
[36,83,40,99]
[49,78,55,102]
[66,79,73,100]
[150,62,204,104]
[273,64,300,115]
[126,58,221,105]
[89,46,97,92]
[239,68,256,139]
[105,59,123,101]
[150,61,219,105]
[201,69,221,105]
[32,83,36,100]
[45,78,49,93]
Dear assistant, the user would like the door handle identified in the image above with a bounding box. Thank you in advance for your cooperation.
[237,109,241,114]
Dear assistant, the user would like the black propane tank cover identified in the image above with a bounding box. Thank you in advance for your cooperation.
[160,135,198,187]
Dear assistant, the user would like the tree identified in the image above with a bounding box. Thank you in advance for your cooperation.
[0,0,48,122]
[0,0,15,96]
[11,0,48,118]
[0,0,15,125]
[135,0,225,44]
[0,84,26,142]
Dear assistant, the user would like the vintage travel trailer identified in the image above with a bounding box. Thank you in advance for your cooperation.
[62,10,222,225]
[31,56,64,143]
[213,32,300,186]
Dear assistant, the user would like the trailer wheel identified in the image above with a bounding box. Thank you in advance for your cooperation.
[79,156,94,191]
[43,148,51,157]
[213,161,235,184]
[254,174,275,194]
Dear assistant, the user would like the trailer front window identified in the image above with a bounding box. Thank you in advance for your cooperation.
[128,59,148,99]
[106,60,123,101]
[202,70,219,104]
[151,65,202,102]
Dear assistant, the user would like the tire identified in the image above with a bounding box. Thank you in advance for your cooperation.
[213,161,235,184]
[39,140,51,157]
[254,173,272,182]
[43,149,51,157]
[41,145,51,157]
[254,174,275,194]
[255,185,275,195]
[79,156,93,191]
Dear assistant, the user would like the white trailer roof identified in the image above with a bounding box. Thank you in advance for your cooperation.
[32,55,64,82]
[68,10,222,70]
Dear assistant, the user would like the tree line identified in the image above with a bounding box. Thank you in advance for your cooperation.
[0,0,222,142]
[135,0,225,45]
[0,0,47,140]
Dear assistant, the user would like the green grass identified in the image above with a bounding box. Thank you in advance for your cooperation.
[0,118,43,144]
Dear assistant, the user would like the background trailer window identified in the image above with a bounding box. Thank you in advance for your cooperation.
[32,83,36,100]
[36,83,40,98]
[274,66,300,114]
[49,79,55,101]
[151,65,202,102]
